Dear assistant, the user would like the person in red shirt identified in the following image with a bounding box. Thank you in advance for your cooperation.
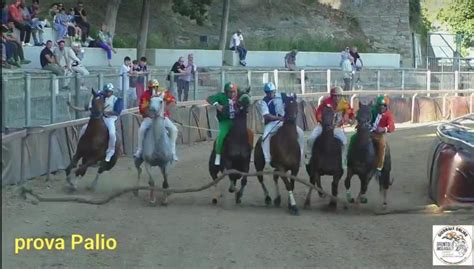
[370,95,395,176]
[134,79,179,161]
[307,86,354,161]
[8,0,32,45]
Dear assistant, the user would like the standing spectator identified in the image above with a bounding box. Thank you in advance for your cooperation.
[70,42,89,90]
[119,56,137,107]
[4,21,31,66]
[284,49,297,70]
[8,0,32,46]
[170,56,186,99]
[135,56,148,100]
[27,0,45,46]
[40,40,64,75]
[229,29,247,66]
[341,55,353,91]
[350,46,363,71]
[96,23,116,67]
[177,54,196,101]
[73,1,90,45]
[340,46,350,67]
[129,59,140,107]
[53,39,73,88]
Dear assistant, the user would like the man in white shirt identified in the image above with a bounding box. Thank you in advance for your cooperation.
[53,39,74,88]
[70,42,89,90]
[229,29,247,66]
[119,56,136,106]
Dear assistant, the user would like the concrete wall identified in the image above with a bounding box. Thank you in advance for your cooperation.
[145,49,223,67]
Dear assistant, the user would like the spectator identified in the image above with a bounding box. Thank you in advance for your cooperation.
[70,42,89,90]
[340,46,350,67]
[27,0,45,46]
[229,29,247,66]
[8,0,32,46]
[2,42,12,68]
[129,59,140,106]
[341,55,353,91]
[53,7,68,40]
[135,56,148,100]
[119,56,137,107]
[52,39,73,88]
[3,21,31,66]
[66,8,81,42]
[350,46,363,71]
[2,2,9,25]
[41,40,63,76]
[96,23,116,67]
[74,1,90,45]
[285,49,297,71]
[177,54,196,101]
[170,56,186,99]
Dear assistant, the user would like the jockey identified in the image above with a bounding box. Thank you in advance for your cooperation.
[370,95,395,176]
[259,82,305,166]
[206,82,238,165]
[79,83,123,162]
[134,79,179,161]
[307,86,354,161]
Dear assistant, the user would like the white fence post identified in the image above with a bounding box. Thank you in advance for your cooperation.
[300,70,305,94]
[247,70,251,88]
[274,69,279,89]
[194,71,199,101]
[220,69,225,92]
[121,74,128,109]
[25,74,31,127]
[377,70,381,91]
[326,69,331,93]
[50,74,57,124]
[426,70,431,97]
[454,71,459,96]
[2,78,7,131]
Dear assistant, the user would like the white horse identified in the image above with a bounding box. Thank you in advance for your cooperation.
[134,95,174,205]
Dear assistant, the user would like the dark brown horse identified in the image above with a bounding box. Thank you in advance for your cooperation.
[305,105,344,208]
[209,89,253,204]
[345,103,392,207]
[254,94,301,215]
[65,89,120,191]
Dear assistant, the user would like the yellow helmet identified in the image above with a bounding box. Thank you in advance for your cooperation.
[148,79,159,89]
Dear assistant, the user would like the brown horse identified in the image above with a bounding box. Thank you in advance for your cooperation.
[65,89,120,191]
[209,89,253,204]
[254,94,301,215]
[345,103,392,207]
[305,105,344,208]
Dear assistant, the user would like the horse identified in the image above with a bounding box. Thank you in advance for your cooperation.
[134,95,174,206]
[305,105,344,208]
[65,88,120,191]
[254,94,301,215]
[345,103,392,207]
[209,88,253,204]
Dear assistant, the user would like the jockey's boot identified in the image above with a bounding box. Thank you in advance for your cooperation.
[105,149,115,162]
[133,150,142,160]
[214,154,221,166]
[173,154,179,162]
[375,168,382,180]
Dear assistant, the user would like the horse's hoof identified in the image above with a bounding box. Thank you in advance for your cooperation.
[264,196,272,206]
[132,190,139,197]
[212,198,218,205]
[235,192,242,204]
[149,200,157,206]
[290,206,299,216]
[228,186,236,193]
[318,192,326,198]
[273,196,281,207]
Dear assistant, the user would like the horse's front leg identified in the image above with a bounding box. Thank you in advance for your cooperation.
[161,165,169,206]
[144,163,156,206]
[133,156,144,197]
[304,171,316,209]
[281,171,298,216]
[258,175,271,206]
[65,153,81,188]
[272,171,281,207]
[344,168,355,205]
[329,173,342,208]
[357,175,369,205]
[235,176,247,204]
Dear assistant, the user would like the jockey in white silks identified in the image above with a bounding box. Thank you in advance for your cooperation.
[79,83,123,162]
[259,82,305,166]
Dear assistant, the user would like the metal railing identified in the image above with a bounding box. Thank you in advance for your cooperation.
[2,69,474,130]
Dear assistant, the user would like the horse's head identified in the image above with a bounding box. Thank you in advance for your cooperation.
[149,95,165,118]
[284,93,298,123]
[235,87,251,116]
[356,103,372,130]
[90,88,105,119]
[321,104,336,130]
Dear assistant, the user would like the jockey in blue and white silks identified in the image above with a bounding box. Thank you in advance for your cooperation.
[258,82,305,165]
[79,83,123,162]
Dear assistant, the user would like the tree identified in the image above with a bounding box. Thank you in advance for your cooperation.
[218,0,230,52]
[437,0,474,49]
[137,0,151,59]
[105,0,122,38]
[171,0,213,26]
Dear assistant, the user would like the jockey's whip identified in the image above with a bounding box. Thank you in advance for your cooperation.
[262,120,282,142]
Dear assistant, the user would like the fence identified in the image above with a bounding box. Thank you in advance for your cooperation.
[2,69,474,130]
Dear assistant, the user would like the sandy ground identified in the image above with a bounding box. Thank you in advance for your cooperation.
[2,126,473,269]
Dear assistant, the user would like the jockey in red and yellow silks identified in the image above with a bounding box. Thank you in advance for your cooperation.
[134,79,179,161]
[370,95,395,175]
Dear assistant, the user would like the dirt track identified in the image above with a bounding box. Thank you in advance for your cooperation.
[2,126,473,268]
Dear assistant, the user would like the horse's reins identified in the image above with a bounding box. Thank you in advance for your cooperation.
[262,119,282,142]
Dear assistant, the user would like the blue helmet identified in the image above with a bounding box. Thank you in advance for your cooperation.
[102,83,114,92]
[263,82,276,93]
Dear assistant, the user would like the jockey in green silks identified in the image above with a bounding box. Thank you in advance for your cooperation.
[207,82,239,165]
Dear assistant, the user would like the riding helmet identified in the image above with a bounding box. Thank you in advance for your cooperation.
[224,82,237,93]
[148,79,160,89]
[263,82,276,93]
[375,95,389,106]
[102,83,114,92]
[330,86,343,96]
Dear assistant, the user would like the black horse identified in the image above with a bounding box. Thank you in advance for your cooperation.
[305,105,344,208]
[209,88,253,204]
[345,103,392,207]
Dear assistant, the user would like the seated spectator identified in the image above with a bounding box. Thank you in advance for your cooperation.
[96,23,117,67]
[71,42,89,90]
[3,21,31,66]
[41,40,64,77]
[66,8,82,42]
[2,42,12,68]
[284,49,297,71]
[27,0,45,46]
[2,2,8,25]
[8,0,32,46]
[53,39,73,88]
[74,1,91,45]
[53,7,68,40]
[229,29,247,66]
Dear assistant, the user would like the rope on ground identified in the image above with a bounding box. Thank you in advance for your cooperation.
[20,169,473,215]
